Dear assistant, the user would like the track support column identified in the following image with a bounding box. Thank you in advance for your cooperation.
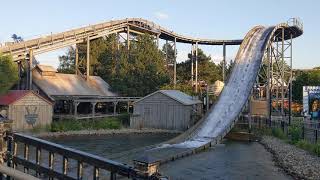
[191,44,194,88]
[86,37,90,80]
[28,49,33,90]
[222,42,226,82]
[75,45,79,75]
[195,41,198,93]
[173,37,177,88]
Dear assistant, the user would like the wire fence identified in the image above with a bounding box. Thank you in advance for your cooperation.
[235,115,319,144]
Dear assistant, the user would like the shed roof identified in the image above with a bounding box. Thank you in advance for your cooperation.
[32,67,117,98]
[0,90,52,105]
[135,90,202,105]
[36,64,57,72]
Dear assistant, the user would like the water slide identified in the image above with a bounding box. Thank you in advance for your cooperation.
[127,21,303,164]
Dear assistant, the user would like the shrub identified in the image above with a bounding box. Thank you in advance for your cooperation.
[288,121,303,144]
[272,128,287,140]
[296,140,314,152]
[313,142,320,156]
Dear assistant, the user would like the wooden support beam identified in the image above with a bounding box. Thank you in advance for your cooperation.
[195,42,198,93]
[75,45,79,75]
[173,38,177,88]
[86,37,90,80]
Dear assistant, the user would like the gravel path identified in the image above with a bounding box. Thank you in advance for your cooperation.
[260,136,320,180]
[29,128,182,138]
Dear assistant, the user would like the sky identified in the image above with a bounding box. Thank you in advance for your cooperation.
[0,0,318,69]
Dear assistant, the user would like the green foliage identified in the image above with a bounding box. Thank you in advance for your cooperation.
[296,140,314,151]
[312,142,320,156]
[0,53,19,94]
[57,46,76,74]
[292,70,320,103]
[176,48,222,84]
[50,117,121,132]
[288,120,303,143]
[271,128,287,140]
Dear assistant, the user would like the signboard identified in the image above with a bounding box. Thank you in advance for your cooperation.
[25,106,38,125]
[303,86,320,116]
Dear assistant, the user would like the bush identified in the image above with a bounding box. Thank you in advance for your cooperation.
[288,121,303,144]
[50,117,122,132]
[313,142,320,156]
[296,140,314,152]
[272,128,287,140]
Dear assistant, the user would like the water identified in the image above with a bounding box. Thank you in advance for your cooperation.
[47,134,291,180]
[47,133,177,158]
[160,140,291,180]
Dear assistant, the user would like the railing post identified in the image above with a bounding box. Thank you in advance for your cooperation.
[110,171,116,180]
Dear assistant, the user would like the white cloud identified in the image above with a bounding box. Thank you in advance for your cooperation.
[154,11,169,20]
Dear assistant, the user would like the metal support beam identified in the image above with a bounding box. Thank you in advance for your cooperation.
[173,38,177,88]
[222,43,226,82]
[75,45,79,75]
[86,37,90,80]
[289,34,293,125]
[281,28,285,116]
[195,42,198,93]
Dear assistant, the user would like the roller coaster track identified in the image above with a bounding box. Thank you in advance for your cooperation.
[0,18,242,61]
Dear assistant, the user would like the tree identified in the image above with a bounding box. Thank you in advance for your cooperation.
[0,54,18,94]
[292,70,320,103]
[98,34,170,96]
[176,48,222,84]
[11,34,23,42]
[58,34,170,96]
[57,46,76,74]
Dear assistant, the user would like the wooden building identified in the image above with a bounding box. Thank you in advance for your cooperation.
[130,90,202,131]
[0,90,53,130]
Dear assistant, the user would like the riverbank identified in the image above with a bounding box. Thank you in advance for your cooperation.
[260,136,320,180]
[30,128,182,138]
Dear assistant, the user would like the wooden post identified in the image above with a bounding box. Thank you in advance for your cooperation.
[75,45,79,75]
[74,102,80,118]
[127,102,130,113]
[86,37,90,80]
[113,102,118,115]
[173,38,177,88]
[191,44,194,88]
[92,102,97,117]
[29,49,33,90]
[222,43,226,82]
[195,42,198,93]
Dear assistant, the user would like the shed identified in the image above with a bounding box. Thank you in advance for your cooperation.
[130,90,202,131]
[0,90,53,130]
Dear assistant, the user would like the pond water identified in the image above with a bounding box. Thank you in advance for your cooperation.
[47,134,291,180]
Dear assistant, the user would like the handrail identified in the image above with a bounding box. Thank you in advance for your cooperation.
[0,18,243,61]
[7,133,147,179]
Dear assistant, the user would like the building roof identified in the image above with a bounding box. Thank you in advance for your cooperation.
[0,90,52,105]
[32,66,117,98]
[135,90,202,105]
[36,64,57,72]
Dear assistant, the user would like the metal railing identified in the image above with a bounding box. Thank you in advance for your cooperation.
[5,133,147,180]
[287,18,303,31]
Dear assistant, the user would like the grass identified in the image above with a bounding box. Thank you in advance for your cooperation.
[50,117,122,132]
[253,118,320,157]
[28,115,128,133]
